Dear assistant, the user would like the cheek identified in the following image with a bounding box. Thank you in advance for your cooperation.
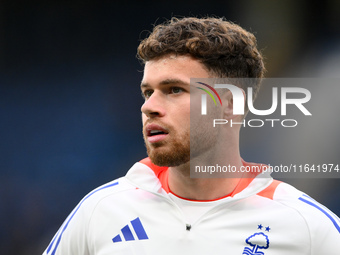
[178,105,191,127]
[184,101,191,119]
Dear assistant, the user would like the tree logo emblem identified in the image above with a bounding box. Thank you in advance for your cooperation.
[242,232,269,255]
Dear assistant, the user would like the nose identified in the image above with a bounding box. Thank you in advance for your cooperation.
[141,91,166,118]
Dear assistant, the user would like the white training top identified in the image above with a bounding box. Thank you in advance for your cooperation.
[43,158,340,255]
[168,192,229,224]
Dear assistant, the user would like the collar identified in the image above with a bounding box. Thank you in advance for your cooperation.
[133,157,274,201]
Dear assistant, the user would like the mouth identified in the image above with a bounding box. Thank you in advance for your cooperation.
[145,124,169,143]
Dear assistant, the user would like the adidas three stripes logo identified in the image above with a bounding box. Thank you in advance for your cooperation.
[112,217,149,243]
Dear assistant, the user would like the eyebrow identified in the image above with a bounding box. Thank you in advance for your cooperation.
[140,78,189,89]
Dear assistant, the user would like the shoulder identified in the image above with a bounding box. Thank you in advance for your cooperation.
[269,181,340,252]
[75,177,137,214]
[264,181,339,229]
[272,181,339,221]
[43,177,138,255]
[61,176,137,226]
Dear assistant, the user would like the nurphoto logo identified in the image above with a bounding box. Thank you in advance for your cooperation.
[195,80,312,128]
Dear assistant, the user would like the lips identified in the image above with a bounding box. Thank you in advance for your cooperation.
[145,123,169,143]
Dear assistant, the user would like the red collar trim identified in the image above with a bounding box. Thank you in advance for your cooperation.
[139,157,264,200]
[139,158,170,193]
[169,189,232,202]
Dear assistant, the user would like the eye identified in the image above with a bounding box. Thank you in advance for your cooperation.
[170,87,184,94]
[142,89,153,99]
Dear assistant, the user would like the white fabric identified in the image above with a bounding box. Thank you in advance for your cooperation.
[168,192,228,224]
[43,161,340,255]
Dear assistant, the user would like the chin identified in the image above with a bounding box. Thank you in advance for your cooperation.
[148,148,190,167]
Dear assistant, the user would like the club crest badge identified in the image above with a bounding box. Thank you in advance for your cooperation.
[242,224,270,255]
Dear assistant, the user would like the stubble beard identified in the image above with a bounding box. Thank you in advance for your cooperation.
[144,129,190,167]
[143,104,220,167]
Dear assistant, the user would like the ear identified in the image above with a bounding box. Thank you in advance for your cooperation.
[222,88,246,120]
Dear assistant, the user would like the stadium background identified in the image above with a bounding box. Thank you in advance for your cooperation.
[0,0,339,254]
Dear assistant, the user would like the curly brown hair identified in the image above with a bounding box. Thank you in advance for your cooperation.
[137,17,265,102]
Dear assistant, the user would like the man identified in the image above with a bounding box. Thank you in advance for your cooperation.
[43,17,340,255]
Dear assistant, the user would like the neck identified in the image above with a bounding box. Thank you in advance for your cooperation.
[168,139,243,201]
[168,170,241,201]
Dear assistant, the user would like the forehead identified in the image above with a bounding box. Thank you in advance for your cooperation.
[141,55,210,86]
